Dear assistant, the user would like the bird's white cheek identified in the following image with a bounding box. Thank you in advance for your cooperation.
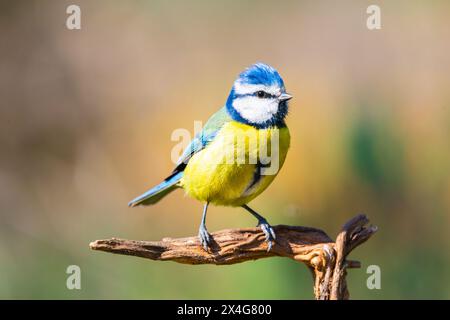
[232,97,278,124]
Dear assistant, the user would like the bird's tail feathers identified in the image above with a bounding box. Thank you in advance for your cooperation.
[128,171,183,207]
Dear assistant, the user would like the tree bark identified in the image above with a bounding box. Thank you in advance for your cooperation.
[90,214,376,300]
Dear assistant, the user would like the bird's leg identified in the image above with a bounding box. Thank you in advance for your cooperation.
[198,202,212,251]
[242,204,276,252]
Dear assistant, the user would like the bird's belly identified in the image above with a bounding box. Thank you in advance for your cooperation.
[183,159,257,206]
[181,122,290,206]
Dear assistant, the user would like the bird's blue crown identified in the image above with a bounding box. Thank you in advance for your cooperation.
[226,63,290,129]
[237,63,285,88]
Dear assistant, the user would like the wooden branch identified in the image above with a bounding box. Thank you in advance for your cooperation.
[90,214,377,300]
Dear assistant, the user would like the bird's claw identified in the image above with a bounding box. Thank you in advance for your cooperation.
[198,225,213,252]
[257,219,276,252]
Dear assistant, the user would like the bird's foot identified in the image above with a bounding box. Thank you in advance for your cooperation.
[257,218,276,252]
[198,224,213,252]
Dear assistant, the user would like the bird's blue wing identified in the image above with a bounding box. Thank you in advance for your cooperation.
[128,106,231,207]
[173,106,231,171]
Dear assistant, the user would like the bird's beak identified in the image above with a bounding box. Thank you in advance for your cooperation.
[279,93,293,101]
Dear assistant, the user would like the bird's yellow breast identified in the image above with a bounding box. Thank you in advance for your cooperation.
[180,121,290,206]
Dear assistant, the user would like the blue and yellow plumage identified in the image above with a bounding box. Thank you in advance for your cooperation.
[129,63,293,251]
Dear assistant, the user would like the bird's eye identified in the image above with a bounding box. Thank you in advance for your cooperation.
[256,91,267,98]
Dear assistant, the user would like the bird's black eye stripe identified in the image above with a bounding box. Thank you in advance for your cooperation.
[255,91,274,99]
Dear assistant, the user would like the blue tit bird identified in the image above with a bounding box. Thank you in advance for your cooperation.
[128,63,292,251]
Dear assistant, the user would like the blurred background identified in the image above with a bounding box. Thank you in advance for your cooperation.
[1,0,449,299]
